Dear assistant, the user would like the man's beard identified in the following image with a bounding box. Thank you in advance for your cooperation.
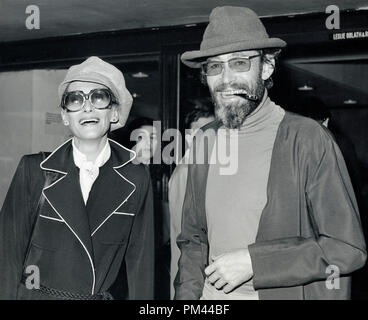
[210,76,265,129]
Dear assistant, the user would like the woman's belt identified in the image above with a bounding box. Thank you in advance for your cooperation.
[21,276,113,300]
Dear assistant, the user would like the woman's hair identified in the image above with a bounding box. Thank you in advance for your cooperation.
[126,117,154,132]
[124,117,156,149]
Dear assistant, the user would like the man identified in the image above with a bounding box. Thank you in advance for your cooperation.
[168,100,215,299]
[174,6,366,300]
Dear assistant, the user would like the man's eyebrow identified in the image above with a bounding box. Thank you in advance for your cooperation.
[206,57,221,62]
[232,51,260,57]
[206,51,259,62]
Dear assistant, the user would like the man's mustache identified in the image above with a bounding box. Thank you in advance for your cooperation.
[214,83,260,102]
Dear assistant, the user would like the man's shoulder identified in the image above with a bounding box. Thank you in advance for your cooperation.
[282,111,322,131]
[277,112,340,163]
[281,111,333,142]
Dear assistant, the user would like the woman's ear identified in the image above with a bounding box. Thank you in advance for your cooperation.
[261,56,275,81]
[61,109,69,126]
[110,106,119,123]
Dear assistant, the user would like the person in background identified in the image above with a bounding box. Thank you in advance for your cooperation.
[121,117,171,300]
[175,6,366,300]
[0,56,154,300]
[168,99,215,299]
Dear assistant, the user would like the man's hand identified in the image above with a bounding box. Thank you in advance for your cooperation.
[204,248,253,294]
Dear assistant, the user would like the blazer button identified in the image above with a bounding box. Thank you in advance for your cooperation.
[201,228,207,234]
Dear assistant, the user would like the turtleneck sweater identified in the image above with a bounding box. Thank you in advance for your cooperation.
[202,91,285,300]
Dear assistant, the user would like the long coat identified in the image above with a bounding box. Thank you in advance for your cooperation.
[174,112,367,300]
[0,138,154,299]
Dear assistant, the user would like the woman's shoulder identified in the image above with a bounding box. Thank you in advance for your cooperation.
[20,152,51,167]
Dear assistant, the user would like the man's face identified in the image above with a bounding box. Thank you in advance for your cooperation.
[206,50,267,129]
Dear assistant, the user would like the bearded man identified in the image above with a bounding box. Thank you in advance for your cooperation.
[174,6,366,300]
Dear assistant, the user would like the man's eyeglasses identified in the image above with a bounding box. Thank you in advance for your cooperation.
[201,54,261,76]
[61,88,116,112]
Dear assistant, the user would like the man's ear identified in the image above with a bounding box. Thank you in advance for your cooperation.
[261,56,275,81]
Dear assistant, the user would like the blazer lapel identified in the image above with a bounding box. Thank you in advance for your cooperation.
[41,139,94,263]
[87,160,136,237]
[88,139,136,237]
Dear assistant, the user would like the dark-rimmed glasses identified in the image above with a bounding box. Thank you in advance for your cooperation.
[201,54,261,76]
[61,88,116,112]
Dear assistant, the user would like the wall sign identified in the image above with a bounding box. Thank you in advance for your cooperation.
[330,30,368,40]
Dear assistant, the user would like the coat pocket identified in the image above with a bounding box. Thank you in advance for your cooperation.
[31,215,67,252]
[93,213,135,245]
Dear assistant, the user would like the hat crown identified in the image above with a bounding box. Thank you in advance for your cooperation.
[201,6,268,50]
[67,56,126,88]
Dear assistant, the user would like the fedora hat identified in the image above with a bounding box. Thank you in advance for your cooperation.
[181,6,286,68]
[58,56,133,130]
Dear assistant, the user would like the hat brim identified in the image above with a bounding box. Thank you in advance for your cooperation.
[181,38,287,68]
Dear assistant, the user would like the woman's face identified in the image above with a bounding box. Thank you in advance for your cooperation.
[61,81,118,142]
[134,125,158,164]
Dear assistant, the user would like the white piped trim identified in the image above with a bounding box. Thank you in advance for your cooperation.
[114,212,135,216]
[90,139,137,237]
[91,182,136,236]
[107,138,137,166]
[39,214,65,223]
[40,138,72,174]
[42,171,96,295]
[91,209,135,236]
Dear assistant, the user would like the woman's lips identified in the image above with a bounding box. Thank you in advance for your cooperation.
[79,118,100,126]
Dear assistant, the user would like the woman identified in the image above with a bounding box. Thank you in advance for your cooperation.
[0,57,154,300]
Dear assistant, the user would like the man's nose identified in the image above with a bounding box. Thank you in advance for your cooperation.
[221,63,236,83]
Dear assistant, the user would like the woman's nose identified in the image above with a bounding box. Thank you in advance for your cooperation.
[83,99,93,112]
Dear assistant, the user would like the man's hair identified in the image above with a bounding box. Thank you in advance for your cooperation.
[261,48,281,90]
[199,48,282,89]
[184,98,214,128]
